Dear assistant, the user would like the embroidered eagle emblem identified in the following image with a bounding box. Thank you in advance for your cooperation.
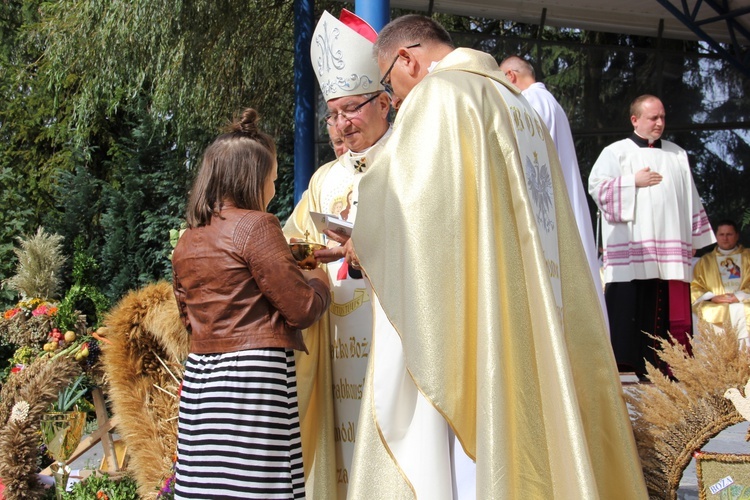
[525,152,554,233]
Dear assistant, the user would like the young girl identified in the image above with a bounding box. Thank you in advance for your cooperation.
[171,108,330,499]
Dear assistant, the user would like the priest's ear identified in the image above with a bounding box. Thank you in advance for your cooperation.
[397,46,421,78]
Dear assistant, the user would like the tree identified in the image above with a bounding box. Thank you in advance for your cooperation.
[0,0,339,306]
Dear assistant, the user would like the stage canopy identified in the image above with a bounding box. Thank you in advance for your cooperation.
[390,0,749,76]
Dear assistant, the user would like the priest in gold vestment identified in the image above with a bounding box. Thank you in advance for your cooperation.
[346,15,648,499]
[692,220,750,349]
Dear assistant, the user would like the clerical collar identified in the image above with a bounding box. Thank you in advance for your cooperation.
[339,127,393,174]
[630,133,662,149]
[718,246,738,255]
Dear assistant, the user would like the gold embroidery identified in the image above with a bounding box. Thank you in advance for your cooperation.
[509,106,524,131]
[525,110,535,136]
[330,288,370,316]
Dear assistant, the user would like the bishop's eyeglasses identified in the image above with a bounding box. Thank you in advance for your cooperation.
[323,93,381,126]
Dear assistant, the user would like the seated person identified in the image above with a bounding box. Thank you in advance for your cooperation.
[692,219,750,348]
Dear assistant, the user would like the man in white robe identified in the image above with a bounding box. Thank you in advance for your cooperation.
[692,220,750,348]
[346,14,648,499]
[500,55,605,310]
[282,9,391,499]
[589,94,715,380]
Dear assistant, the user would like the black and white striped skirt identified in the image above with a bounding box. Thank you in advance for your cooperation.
[174,348,305,499]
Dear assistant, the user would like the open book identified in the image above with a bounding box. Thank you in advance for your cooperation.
[309,211,354,237]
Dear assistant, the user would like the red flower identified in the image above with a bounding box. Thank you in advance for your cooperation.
[3,308,20,320]
[32,305,49,316]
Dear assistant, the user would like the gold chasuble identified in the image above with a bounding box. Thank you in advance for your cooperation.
[283,160,337,498]
[349,48,647,499]
[691,245,750,345]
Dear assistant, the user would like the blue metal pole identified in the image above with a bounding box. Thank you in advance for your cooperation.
[293,0,315,205]
[355,0,390,32]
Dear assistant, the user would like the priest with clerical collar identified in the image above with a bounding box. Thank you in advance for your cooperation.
[589,94,715,381]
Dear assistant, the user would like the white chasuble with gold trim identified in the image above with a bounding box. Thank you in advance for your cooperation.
[349,48,647,500]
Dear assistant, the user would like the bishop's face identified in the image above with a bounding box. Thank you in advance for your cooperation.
[631,98,666,141]
[326,93,390,153]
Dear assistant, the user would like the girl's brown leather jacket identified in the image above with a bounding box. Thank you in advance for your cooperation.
[172,207,330,354]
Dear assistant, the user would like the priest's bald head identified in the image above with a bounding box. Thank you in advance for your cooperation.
[374,15,454,106]
[498,55,537,90]
[630,94,666,142]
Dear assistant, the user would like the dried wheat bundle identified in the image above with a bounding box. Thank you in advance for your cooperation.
[0,314,54,349]
[627,321,750,500]
[3,227,66,301]
[102,281,188,499]
[0,355,81,499]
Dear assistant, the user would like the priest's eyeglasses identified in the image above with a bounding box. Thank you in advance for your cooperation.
[380,43,421,97]
[323,93,381,126]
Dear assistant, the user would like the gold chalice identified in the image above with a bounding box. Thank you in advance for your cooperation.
[289,231,326,270]
[40,411,86,499]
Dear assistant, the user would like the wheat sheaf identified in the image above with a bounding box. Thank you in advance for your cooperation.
[627,321,750,499]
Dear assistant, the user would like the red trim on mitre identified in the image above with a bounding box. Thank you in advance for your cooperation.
[339,9,378,43]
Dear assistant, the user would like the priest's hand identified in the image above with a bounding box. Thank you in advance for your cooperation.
[635,167,663,187]
[712,293,739,304]
[313,230,351,263]
[314,245,345,263]
[342,239,361,270]
[323,229,350,245]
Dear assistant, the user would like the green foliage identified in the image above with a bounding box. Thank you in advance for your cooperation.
[0,338,16,383]
[1,0,300,309]
[0,0,79,307]
[56,284,109,331]
[70,236,99,287]
[97,106,193,301]
[266,131,295,223]
[3,228,67,301]
[51,373,87,412]
[38,0,296,145]
[0,345,35,384]
[0,168,36,305]
[52,237,110,330]
[41,473,139,500]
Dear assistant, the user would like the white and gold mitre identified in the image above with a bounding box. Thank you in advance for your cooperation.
[310,9,382,102]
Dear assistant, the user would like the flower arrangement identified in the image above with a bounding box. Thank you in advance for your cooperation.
[0,299,61,351]
[33,304,58,317]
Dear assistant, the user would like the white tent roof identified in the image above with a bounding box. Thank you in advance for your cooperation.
[393,0,750,45]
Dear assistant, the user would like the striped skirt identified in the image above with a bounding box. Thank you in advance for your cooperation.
[174,348,305,499]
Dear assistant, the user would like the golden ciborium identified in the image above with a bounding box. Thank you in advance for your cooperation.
[40,411,86,499]
[289,231,326,270]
